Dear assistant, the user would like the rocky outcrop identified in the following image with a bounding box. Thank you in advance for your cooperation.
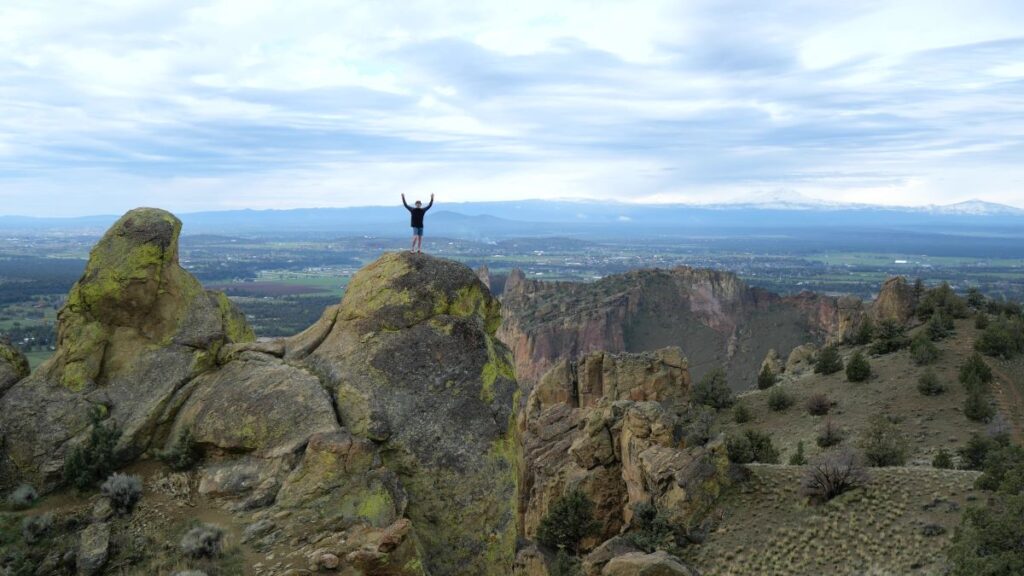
[785,343,818,376]
[870,276,918,324]
[0,341,29,395]
[286,252,518,576]
[602,551,699,576]
[499,266,866,392]
[518,348,726,572]
[0,208,255,490]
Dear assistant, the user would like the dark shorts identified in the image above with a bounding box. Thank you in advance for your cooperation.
[413,227,423,236]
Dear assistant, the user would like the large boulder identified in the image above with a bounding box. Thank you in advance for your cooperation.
[0,208,255,491]
[871,276,918,325]
[287,252,518,576]
[519,348,728,551]
[602,552,698,576]
[0,341,29,395]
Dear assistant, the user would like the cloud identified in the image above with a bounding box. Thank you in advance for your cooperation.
[0,0,1022,216]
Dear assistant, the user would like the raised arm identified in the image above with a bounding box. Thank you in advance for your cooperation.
[424,194,434,211]
[401,193,411,210]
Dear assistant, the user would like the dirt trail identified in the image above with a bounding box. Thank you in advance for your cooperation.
[990,360,1024,445]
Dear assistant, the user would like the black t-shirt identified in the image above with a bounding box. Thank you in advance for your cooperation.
[404,199,432,227]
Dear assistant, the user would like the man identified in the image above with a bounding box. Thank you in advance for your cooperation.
[402,193,433,253]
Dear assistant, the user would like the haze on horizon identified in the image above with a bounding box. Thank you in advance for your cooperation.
[1,0,1023,217]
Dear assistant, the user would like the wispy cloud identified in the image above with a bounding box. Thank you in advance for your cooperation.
[0,0,1022,216]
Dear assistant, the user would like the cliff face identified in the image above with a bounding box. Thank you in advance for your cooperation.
[0,211,519,575]
[517,348,727,574]
[499,267,866,391]
[870,276,918,324]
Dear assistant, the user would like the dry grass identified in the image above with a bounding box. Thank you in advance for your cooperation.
[682,464,982,576]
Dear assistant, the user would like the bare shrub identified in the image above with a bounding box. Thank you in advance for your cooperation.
[801,448,869,503]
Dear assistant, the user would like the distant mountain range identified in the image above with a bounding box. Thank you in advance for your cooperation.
[1,198,1022,238]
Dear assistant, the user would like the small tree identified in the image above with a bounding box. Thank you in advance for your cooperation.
[859,415,908,467]
[692,367,734,410]
[959,352,994,388]
[926,310,954,341]
[917,369,945,396]
[801,448,869,504]
[850,318,875,346]
[975,313,989,330]
[871,319,909,354]
[726,429,780,464]
[158,429,202,472]
[932,448,954,469]
[964,388,995,423]
[64,406,121,490]
[845,351,871,382]
[947,494,1024,576]
[767,387,794,412]
[958,433,1002,471]
[806,393,831,416]
[757,364,777,390]
[910,333,940,366]
[789,441,808,466]
[536,489,599,555]
[732,402,752,424]
[816,418,845,448]
[814,346,844,375]
[626,502,678,554]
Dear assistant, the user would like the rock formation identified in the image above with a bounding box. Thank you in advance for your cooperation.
[499,266,866,391]
[517,347,726,574]
[0,210,520,575]
[0,208,255,491]
[870,276,918,324]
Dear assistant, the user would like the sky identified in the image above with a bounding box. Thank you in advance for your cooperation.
[1,0,1023,216]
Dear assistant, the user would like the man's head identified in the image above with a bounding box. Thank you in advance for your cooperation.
[415,200,422,207]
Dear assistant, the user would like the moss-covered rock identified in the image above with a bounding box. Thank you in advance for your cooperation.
[0,208,254,491]
[0,341,30,395]
[289,252,517,576]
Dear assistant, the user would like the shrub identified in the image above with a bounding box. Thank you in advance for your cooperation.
[550,550,581,576]
[975,313,989,330]
[947,494,1024,576]
[910,333,941,366]
[959,353,994,388]
[181,523,225,559]
[917,282,968,320]
[966,288,986,310]
[158,429,201,472]
[757,364,777,390]
[816,418,845,448]
[805,393,831,416]
[926,310,954,341]
[814,346,843,375]
[6,484,38,511]
[871,319,910,354]
[801,448,868,503]
[964,388,995,423]
[933,448,954,469]
[626,501,677,553]
[788,441,808,466]
[975,315,1024,359]
[21,513,53,544]
[682,405,716,447]
[536,489,599,554]
[692,368,734,410]
[850,318,874,346]
[859,415,908,467]
[101,473,143,516]
[732,402,752,424]
[845,351,871,382]
[974,444,1024,494]
[64,406,121,490]
[917,369,945,396]
[958,433,1004,471]
[767,387,794,412]
[726,430,779,464]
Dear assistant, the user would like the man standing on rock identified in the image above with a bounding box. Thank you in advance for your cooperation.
[402,193,433,253]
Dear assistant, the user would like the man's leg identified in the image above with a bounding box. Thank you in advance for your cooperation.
[410,233,417,251]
